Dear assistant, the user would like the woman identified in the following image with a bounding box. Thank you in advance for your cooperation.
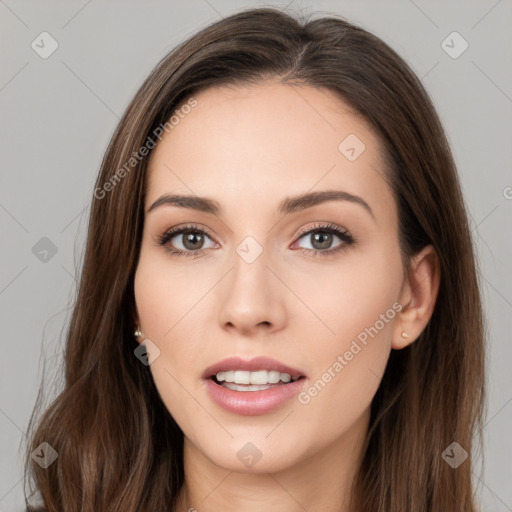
[24,7,485,511]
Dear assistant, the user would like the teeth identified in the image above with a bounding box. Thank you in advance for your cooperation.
[216,370,296,385]
[222,383,273,392]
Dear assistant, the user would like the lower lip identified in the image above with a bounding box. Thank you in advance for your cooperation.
[204,377,306,416]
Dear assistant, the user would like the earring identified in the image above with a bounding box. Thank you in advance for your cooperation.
[401,331,410,339]
[134,327,142,338]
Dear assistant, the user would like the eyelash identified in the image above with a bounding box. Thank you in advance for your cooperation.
[157,222,356,258]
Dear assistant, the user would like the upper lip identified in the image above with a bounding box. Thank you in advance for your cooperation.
[202,356,306,380]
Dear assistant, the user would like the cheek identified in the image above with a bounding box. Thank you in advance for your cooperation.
[134,254,203,424]
[289,244,402,426]
[134,248,211,384]
[287,241,402,350]
[134,248,205,339]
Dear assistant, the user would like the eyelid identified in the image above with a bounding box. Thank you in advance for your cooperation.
[294,221,348,238]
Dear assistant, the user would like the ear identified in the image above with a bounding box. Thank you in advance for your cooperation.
[132,305,142,344]
[392,245,441,350]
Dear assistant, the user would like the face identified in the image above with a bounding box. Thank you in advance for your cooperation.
[134,80,405,473]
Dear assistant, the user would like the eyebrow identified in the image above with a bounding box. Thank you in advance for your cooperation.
[147,189,374,219]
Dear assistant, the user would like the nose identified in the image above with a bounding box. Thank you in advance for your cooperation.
[217,247,286,336]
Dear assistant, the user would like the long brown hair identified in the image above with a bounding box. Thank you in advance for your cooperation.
[24,7,485,511]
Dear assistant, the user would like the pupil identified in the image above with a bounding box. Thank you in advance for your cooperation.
[312,231,332,250]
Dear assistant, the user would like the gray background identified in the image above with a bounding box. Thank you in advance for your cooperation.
[1,0,511,510]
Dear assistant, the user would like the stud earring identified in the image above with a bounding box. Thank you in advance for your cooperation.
[401,331,410,339]
[134,327,142,338]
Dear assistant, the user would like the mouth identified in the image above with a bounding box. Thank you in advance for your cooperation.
[202,356,307,415]
[210,370,304,391]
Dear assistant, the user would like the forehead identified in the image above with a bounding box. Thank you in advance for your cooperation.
[145,80,396,225]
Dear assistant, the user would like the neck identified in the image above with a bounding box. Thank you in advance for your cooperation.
[174,408,370,512]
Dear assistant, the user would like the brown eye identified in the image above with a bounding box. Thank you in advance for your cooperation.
[158,224,217,257]
[180,230,205,250]
[308,231,335,250]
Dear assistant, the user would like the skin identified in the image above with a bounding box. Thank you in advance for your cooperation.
[133,79,440,512]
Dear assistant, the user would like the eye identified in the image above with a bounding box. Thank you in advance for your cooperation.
[157,222,355,258]
[157,224,217,257]
[293,222,355,256]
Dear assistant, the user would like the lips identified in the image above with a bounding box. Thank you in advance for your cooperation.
[202,356,306,381]
[204,376,305,415]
